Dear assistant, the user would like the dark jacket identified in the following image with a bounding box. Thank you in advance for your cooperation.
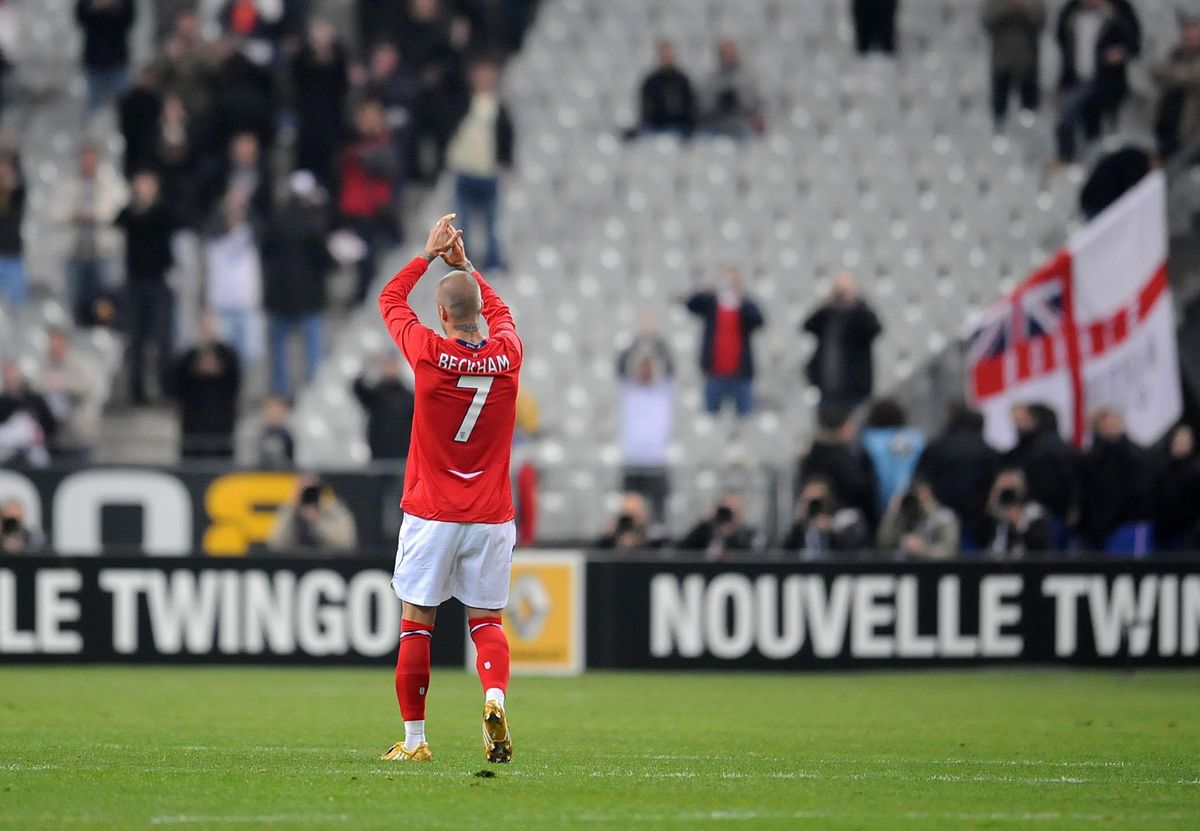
[1079,146,1151,220]
[640,67,696,134]
[76,0,135,70]
[115,202,177,281]
[1056,0,1140,92]
[1077,436,1156,548]
[0,184,24,258]
[1156,449,1200,549]
[292,43,350,173]
[984,503,1055,558]
[262,201,332,316]
[676,520,756,557]
[118,85,163,177]
[684,292,764,378]
[354,377,414,461]
[803,302,882,403]
[797,440,878,525]
[782,508,870,556]
[1003,427,1079,519]
[916,427,1002,544]
[0,389,57,447]
[173,342,241,458]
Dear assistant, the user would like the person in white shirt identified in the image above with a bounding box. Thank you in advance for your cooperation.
[203,187,263,369]
[617,316,675,524]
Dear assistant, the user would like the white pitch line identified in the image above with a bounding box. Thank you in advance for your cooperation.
[2,763,60,771]
[150,814,349,825]
[572,809,1195,824]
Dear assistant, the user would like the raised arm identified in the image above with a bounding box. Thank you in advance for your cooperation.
[442,232,522,359]
[378,215,460,366]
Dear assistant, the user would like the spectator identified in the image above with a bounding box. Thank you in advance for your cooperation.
[0,152,24,310]
[852,0,899,56]
[797,403,877,525]
[257,394,295,468]
[1156,424,1200,553]
[982,0,1047,128]
[0,362,54,467]
[117,170,178,404]
[400,0,468,183]
[268,474,357,554]
[263,171,333,396]
[447,58,514,271]
[203,188,264,371]
[1003,402,1078,534]
[1152,15,1200,161]
[0,499,44,554]
[220,0,288,68]
[701,39,764,138]
[172,313,241,459]
[155,9,214,122]
[638,40,696,137]
[782,475,870,558]
[75,0,136,116]
[36,330,103,463]
[293,18,350,192]
[983,468,1054,558]
[199,132,273,226]
[54,144,128,325]
[360,41,415,197]
[353,354,415,462]
[207,36,277,157]
[860,398,924,515]
[916,403,1001,548]
[803,273,882,411]
[1078,145,1154,220]
[1078,408,1156,555]
[684,267,764,418]
[154,93,200,226]
[118,65,163,178]
[596,491,662,551]
[617,316,674,523]
[877,475,959,560]
[340,99,398,302]
[677,493,758,559]
[1053,0,1141,165]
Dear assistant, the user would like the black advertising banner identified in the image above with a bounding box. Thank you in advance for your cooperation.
[0,558,465,665]
[0,466,403,556]
[586,560,1200,669]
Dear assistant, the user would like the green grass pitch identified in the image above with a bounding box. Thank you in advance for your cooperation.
[1,668,1198,830]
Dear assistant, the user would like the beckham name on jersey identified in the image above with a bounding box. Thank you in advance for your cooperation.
[436,352,512,375]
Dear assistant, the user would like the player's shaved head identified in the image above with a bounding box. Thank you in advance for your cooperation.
[437,270,483,324]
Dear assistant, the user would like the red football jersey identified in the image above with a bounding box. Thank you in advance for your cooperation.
[379,256,523,524]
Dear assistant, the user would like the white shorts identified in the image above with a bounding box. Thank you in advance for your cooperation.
[391,515,516,609]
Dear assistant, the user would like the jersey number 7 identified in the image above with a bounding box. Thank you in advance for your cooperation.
[455,376,494,443]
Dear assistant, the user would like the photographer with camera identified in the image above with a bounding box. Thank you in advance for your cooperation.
[983,468,1053,559]
[677,493,758,560]
[877,474,959,560]
[0,500,44,555]
[782,475,870,559]
[267,474,357,555]
[596,492,664,552]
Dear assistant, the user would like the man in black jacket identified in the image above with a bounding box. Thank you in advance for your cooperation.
[796,403,878,527]
[676,494,757,560]
[684,268,764,417]
[76,0,136,116]
[1078,408,1156,554]
[916,403,1001,549]
[293,19,350,192]
[117,65,162,178]
[639,41,696,136]
[803,273,882,411]
[353,355,415,462]
[263,171,333,396]
[1003,402,1078,530]
[172,314,240,459]
[116,171,177,405]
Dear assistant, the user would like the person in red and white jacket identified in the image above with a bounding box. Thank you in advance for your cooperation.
[684,267,764,417]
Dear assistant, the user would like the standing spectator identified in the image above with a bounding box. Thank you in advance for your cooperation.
[173,313,241,459]
[257,394,294,468]
[36,330,103,463]
[263,171,333,396]
[54,145,128,325]
[353,354,415,462]
[1053,0,1141,165]
[638,41,696,137]
[677,494,757,559]
[207,38,277,158]
[1156,424,1200,553]
[983,468,1054,558]
[617,317,674,523]
[400,0,467,182]
[0,500,45,554]
[1003,402,1078,535]
[0,362,55,466]
[1078,408,1156,555]
[267,474,357,554]
[293,18,350,192]
[220,0,288,67]
[0,152,24,310]
[701,39,764,138]
[803,273,882,411]
[1152,16,1200,161]
[915,403,1001,548]
[199,132,273,226]
[447,58,513,271]
[340,99,398,302]
[877,475,960,560]
[154,93,200,226]
[360,42,415,200]
[782,475,870,558]
[852,0,899,56]
[860,398,924,515]
[75,0,136,116]
[684,267,764,418]
[983,0,1047,128]
[118,66,163,178]
[203,188,263,371]
[155,9,215,123]
[116,170,178,405]
[1078,145,1154,220]
[797,403,877,525]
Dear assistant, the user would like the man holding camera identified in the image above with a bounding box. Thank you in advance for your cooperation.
[267,474,357,555]
[877,475,959,560]
[783,476,870,559]
[0,500,44,555]
[677,493,758,559]
[984,469,1053,558]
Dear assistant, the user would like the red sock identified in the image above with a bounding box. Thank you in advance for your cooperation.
[395,619,434,721]
[469,616,510,696]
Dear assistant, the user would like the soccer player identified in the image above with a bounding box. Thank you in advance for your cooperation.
[378,215,522,764]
